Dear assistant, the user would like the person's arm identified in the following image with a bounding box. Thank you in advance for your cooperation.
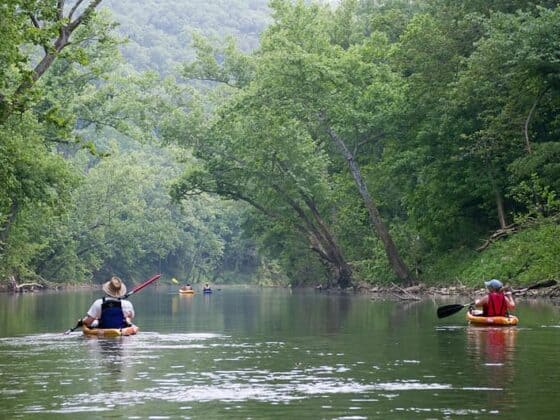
[122,301,135,322]
[504,291,516,310]
[474,295,488,308]
[82,300,101,327]
[82,315,97,327]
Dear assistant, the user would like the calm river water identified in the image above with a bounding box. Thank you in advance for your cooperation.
[1,286,560,419]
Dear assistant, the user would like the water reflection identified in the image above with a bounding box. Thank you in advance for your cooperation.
[466,326,517,366]
[466,326,517,407]
[171,293,194,315]
[84,337,135,394]
[3,291,560,418]
[388,301,423,330]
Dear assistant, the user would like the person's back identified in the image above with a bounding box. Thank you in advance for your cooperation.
[484,291,508,316]
[99,297,128,328]
[475,279,515,317]
[82,276,134,329]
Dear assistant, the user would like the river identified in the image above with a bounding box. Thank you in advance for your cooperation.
[1,286,559,419]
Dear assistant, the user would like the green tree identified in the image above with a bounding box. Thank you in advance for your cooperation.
[0,0,106,120]
[174,0,417,285]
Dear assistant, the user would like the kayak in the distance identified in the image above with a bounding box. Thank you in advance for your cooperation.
[467,308,519,326]
[179,288,195,295]
[82,324,139,337]
[179,283,194,295]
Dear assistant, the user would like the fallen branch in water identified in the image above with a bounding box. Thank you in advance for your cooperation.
[391,283,422,301]
[14,282,44,292]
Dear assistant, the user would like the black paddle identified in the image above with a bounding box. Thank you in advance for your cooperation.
[63,273,161,334]
[436,279,557,319]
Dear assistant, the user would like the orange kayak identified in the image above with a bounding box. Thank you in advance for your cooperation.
[467,310,518,326]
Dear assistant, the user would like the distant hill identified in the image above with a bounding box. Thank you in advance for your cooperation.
[103,0,271,74]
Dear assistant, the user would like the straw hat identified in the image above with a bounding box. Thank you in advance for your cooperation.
[102,276,127,298]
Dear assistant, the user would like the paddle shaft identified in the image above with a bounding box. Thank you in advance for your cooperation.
[123,274,161,298]
[63,273,161,334]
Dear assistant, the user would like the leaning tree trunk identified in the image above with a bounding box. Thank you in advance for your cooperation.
[322,120,415,285]
[494,187,508,230]
[272,157,353,288]
[276,185,353,288]
[223,185,353,289]
[304,197,352,288]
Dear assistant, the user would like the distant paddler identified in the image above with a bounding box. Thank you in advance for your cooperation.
[179,283,194,294]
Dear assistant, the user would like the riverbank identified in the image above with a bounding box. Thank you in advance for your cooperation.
[0,281,98,294]
[3,280,559,303]
[353,281,560,302]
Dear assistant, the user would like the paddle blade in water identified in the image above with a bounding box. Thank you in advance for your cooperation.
[436,304,468,319]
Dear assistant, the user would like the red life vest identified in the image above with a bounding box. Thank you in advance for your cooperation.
[484,291,507,317]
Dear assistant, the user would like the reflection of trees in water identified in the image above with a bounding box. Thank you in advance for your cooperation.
[323,294,352,334]
[217,290,356,335]
[388,300,423,330]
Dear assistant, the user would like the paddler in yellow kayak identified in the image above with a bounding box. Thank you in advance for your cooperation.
[82,276,135,329]
[474,279,516,317]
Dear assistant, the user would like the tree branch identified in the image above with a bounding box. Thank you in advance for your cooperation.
[68,0,86,22]
[524,87,549,154]
[57,0,65,20]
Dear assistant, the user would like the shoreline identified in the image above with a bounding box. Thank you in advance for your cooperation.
[2,281,559,302]
[353,282,560,302]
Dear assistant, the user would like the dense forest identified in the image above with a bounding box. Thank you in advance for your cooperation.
[1,0,559,290]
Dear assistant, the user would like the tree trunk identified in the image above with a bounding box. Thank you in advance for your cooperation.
[271,158,353,288]
[0,200,19,255]
[524,87,549,155]
[189,160,353,288]
[274,185,353,288]
[494,187,508,230]
[304,197,352,288]
[322,120,415,285]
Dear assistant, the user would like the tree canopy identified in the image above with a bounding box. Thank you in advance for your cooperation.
[1,0,559,289]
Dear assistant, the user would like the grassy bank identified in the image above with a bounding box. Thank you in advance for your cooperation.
[422,222,560,288]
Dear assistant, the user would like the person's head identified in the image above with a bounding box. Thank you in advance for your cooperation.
[102,276,127,298]
[484,279,503,291]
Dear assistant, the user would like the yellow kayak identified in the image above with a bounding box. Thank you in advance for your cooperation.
[179,288,195,295]
[467,310,519,326]
[82,324,139,337]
